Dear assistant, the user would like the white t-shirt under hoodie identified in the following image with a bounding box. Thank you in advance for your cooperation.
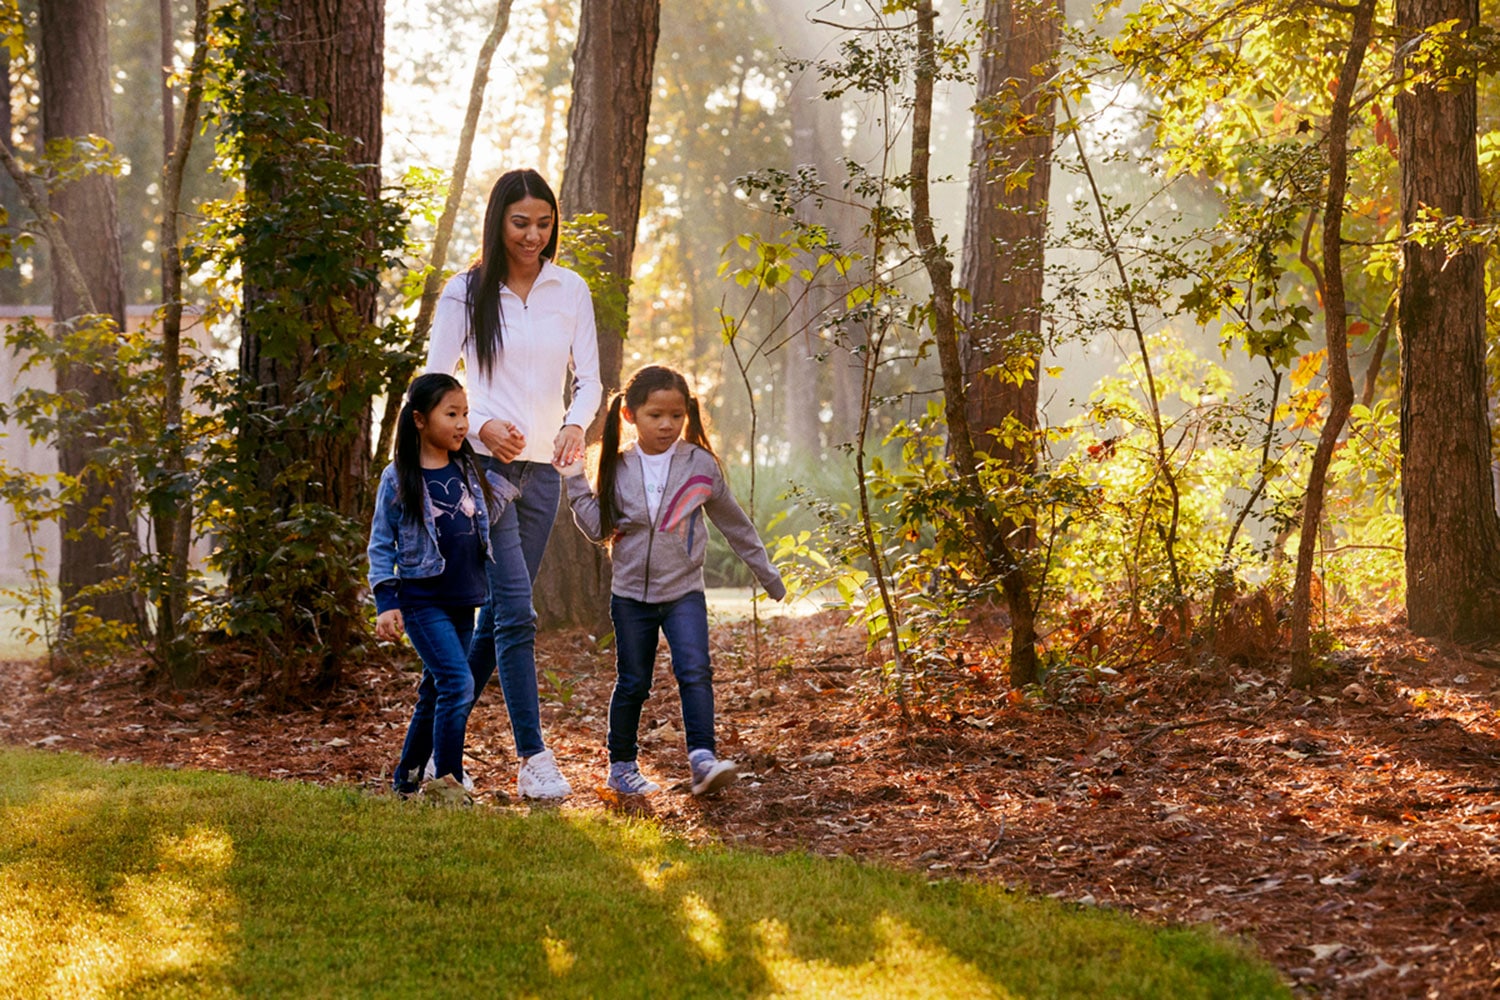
[638,440,677,522]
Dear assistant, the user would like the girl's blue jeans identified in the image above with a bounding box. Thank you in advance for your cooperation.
[608,591,715,763]
[394,604,478,792]
[468,457,559,759]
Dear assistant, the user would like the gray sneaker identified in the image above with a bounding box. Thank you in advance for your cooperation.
[688,750,738,797]
[606,761,661,796]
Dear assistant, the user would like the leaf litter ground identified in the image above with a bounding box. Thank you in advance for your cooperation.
[2,611,1498,998]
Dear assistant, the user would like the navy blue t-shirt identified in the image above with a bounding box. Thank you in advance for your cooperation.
[380,461,487,610]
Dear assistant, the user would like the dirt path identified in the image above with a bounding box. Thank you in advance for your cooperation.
[3,613,1497,997]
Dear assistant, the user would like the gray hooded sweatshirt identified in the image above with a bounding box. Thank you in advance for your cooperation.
[566,442,787,604]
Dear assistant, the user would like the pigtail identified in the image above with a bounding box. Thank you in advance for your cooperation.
[597,392,626,538]
[393,403,426,526]
[683,395,720,466]
[457,440,497,513]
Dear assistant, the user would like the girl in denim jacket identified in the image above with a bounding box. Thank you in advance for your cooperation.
[565,365,786,797]
[368,373,517,796]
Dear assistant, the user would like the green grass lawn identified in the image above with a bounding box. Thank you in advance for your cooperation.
[0,749,1289,999]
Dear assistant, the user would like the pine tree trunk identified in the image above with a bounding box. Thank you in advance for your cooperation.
[1396,0,1500,639]
[235,0,384,682]
[37,0,137,626]
[0,47,22,305]
[535,0,661,631]
[959,0,1059,500]
[913,0,1038,686]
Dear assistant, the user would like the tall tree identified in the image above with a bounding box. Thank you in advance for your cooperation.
[1288,0,1375,686]
[152,0,211,684]
[0,44,22,305]
[1396,0,1500,638]
[958,0,1060,498]
[230,0,387,684]
[912,0,1038,686]
[534,0,661,630]
[771,0,866,461]
[374,0,516,465]
[37,0,137,626]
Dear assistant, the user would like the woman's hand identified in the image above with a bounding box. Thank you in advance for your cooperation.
[375,609,404,642]
[479,419,526,462]
[553,424,585,466]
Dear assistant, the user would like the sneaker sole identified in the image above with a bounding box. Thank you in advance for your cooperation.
[606,782,661,797]
[691,762,738,797]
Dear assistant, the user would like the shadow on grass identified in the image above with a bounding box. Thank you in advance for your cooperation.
[0,748,1288,998]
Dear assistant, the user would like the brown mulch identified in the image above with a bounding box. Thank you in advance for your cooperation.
[3,611,1499,998]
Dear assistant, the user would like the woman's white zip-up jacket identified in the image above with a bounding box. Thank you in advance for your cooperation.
[566,442,786,604]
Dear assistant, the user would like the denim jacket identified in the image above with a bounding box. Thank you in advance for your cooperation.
[366,459,518,611]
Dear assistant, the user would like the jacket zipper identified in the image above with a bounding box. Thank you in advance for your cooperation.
[640,448,679,601]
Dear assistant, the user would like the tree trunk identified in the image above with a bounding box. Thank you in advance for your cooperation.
[1396,0,1500,639]
[912,0,1037,687]
[235,0,384,684]
[0,46,22,305]
[374,0,515,465]
[154,0,211,685]
[1288,0,1374,687]
[767,0,867,454]
[535,0,661,631]
[959,0,1059,506]
[778,64,842,460]
[37,0,137,627]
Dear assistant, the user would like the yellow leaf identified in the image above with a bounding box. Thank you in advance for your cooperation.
[1290,349,1326,391]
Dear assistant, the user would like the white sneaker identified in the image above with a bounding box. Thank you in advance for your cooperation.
[422,758,475,792]
[517,748,572,800]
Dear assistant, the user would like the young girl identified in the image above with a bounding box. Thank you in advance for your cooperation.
[368,372,517,796]
[564,365,786,797]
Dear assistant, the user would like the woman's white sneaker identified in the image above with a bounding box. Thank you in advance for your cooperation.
[517,749,572,800]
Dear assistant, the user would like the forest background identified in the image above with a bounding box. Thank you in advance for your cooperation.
[0,0,1497,713]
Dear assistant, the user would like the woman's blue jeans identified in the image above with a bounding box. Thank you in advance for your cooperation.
[608,591,715,763]
[469,457,560,759]
[394,604,478,791]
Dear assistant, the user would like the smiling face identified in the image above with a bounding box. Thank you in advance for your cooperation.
[413,387,469,459]
[502,195,555,274]
[624,388,688,456]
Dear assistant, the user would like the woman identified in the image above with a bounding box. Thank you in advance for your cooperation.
[425,168,600,800]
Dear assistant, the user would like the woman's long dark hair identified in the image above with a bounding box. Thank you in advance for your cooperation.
[596,365,715,538]
[465,168,561,378]
[393,372,496,525]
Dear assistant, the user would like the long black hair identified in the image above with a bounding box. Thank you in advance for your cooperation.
[393,372,495,525]
[596,365,715,538]
[465,168,561,378]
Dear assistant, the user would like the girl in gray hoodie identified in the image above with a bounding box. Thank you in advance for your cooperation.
[564,365,787,796]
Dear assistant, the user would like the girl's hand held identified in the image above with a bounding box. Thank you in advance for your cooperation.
[553,424,585,466]
[375,609,404,642]
[480,419,525,462]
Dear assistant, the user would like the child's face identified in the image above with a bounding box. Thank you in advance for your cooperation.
[413,388,469,455]
[624,388,687,456]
